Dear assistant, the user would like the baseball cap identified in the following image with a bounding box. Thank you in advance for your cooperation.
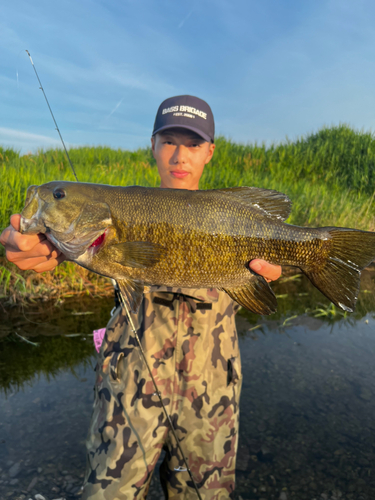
[152,95,215,143]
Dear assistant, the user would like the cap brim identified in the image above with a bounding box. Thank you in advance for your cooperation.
[152,124,213,143]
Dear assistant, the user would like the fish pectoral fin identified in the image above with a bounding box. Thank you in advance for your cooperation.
[222,274,277,315]
[116,278,144,314]
[217,186,292,221]
[107,241,166,268]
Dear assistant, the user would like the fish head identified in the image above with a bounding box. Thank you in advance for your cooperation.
[20,181,113,260]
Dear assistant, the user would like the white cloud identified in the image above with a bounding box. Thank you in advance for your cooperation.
[0,127,71,154]
[31,53,176,96]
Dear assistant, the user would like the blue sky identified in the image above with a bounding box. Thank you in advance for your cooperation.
[1,0,375,153]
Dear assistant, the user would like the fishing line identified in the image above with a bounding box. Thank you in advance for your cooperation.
[26,50,202,499]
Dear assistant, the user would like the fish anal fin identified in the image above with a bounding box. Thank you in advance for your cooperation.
[117,278,144,314]
[107,241,166,268]
[222,274,277,315]
[217,186,292,221]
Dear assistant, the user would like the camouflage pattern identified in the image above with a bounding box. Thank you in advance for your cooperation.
[83,287,242,500]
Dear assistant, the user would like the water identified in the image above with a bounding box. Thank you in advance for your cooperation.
[0,268,374,500]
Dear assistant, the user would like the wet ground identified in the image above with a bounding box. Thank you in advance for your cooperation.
[0,267,374,500]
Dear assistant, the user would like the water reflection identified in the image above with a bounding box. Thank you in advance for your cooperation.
[0,296,114,395]
[236,315,375,499]
[238,266,375,334]
[0,268,374,499]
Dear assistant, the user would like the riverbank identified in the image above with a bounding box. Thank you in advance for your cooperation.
[1,124,374,303]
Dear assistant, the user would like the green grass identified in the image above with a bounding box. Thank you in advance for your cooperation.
[1,124,375,302]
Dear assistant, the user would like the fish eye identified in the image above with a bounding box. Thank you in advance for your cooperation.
[53,188,66,200]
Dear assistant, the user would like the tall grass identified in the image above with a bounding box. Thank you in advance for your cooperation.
[1,124,375,302]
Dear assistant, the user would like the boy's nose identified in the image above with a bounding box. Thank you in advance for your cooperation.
[173,145,188,164]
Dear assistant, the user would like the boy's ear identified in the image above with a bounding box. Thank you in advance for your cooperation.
[205,142,215,164]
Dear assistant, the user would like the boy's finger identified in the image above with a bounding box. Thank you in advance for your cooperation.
[249,259,282,282]
[10,214,21,231]
[32,253,66,272]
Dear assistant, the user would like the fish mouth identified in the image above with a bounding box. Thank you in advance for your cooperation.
[46,229,108,260]
[20,216,46,235]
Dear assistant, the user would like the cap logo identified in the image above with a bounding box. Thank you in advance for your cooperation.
[162,105,207,120]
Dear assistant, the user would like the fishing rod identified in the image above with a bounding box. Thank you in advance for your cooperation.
[25,50,203,499]
[26,50,78,182]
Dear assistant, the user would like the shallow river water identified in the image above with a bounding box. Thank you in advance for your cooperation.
[1,268,375,500]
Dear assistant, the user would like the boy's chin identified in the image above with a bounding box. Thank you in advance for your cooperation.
[161,176,197,190]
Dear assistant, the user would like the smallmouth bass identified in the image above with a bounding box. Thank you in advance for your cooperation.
[20,182,375,315]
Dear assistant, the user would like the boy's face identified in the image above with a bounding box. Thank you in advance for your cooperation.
[151,128,215,190]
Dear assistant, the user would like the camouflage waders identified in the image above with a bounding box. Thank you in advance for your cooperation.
[83,287,242,500]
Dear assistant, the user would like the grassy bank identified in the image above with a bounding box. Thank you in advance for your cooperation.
[1,124,375,303]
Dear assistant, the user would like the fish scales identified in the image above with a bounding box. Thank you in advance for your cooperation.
[100,188,324,287]
[20,181,375,315]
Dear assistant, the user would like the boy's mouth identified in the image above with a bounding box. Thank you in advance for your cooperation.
[171,170,189,178]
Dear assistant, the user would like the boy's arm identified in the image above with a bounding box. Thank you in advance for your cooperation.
[1,214,282,281]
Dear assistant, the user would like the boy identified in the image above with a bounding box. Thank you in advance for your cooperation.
[0,95,281,499]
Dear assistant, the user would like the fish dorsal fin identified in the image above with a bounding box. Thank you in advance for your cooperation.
[221,273,277,315]
[217,187,292,221]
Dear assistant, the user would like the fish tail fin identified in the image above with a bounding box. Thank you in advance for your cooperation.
[303,228,375,312]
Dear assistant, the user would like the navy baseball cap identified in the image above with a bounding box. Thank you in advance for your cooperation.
[152,95,215,143]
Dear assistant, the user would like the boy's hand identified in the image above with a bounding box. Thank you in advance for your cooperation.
[249,259,282,282]
[0,214,65,273]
